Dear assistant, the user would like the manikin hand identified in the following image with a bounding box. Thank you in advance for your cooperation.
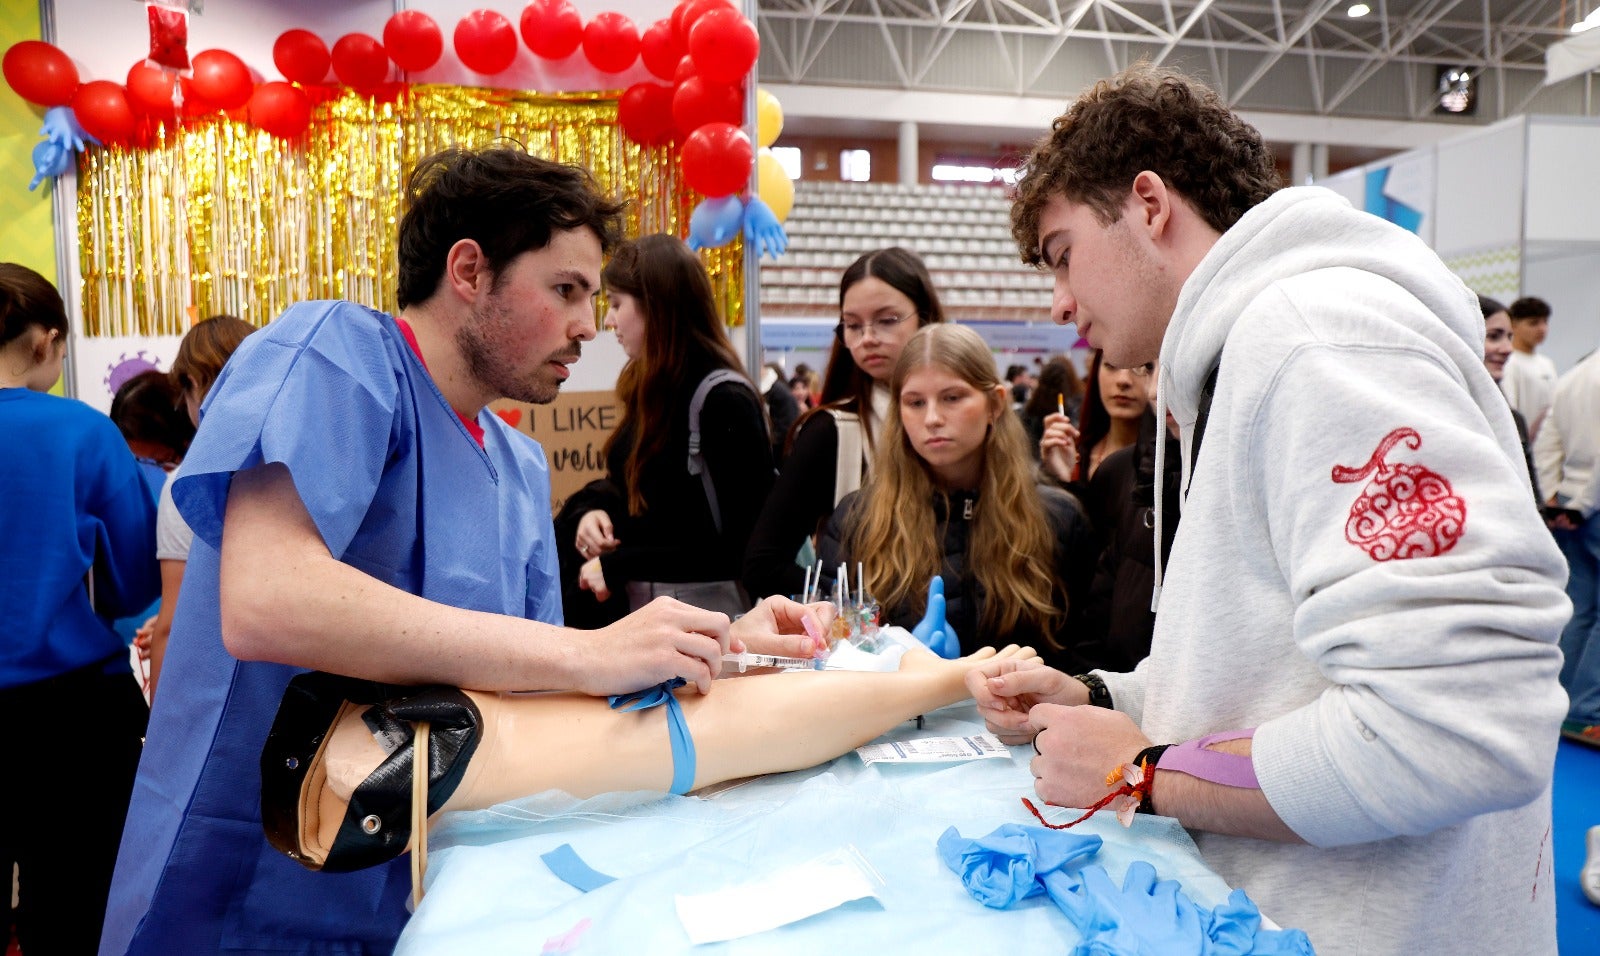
[724,595,836,674]
[577,557,610,602]
[1028,703,1151,811]
[911,576,959,658]
[582,595,734,696]
[1039,411,1080,484]
[574,509,618,560]
[964,658,1085,744]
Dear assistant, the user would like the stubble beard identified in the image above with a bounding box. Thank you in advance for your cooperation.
[457,295,580,406]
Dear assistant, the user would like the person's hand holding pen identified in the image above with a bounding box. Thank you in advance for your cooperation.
[1040,392,1081,484]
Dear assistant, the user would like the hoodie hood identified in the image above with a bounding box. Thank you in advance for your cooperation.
[1148,186,1484,608]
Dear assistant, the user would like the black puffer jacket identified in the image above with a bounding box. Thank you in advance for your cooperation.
[1073,412,1182,671]
[815,483,1094,669]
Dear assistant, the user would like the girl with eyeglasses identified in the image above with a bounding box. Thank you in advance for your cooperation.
[564,234,774,621]
[813,324,1093,666]
[743,247,946,601]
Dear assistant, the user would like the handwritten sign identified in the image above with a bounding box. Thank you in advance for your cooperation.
[491,391,622,513]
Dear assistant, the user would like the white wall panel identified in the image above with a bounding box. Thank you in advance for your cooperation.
[1526,118,1600,243]
[1433,116,1524,258]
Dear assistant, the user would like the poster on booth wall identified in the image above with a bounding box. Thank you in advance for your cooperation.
[491,390,623,514]
[71,334,185,413]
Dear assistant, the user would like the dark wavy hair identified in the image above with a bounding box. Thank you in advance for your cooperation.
[396,146,627,308]
[1507,296,1551,322]
[110,370,195,458]
[0,263,66,348]
[601,234,748,515]
[1011,64,1281,265]
[802,247,946,452]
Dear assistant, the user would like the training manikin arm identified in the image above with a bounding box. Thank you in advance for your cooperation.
[219,462,734,696]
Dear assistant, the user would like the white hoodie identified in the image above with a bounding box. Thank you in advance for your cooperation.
[1101,188,1571,954]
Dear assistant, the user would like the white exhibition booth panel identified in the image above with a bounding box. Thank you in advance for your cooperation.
[1318,114,1600,373]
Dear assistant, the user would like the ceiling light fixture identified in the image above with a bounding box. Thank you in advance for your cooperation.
[1348,3,1371,17]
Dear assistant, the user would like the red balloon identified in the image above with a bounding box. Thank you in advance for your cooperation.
[673,55,697,85]
[672,0,734,49]
[521,0,584,60]
[679,121,752,198]
[3,40,79,107]
[618,82,674,146]
[384,11,443,73]
[126,60,176,120]
[639,19,681,82]
[455,9,518,74]
[671,76,741,139]
[582,12,639,74]
[248,81,312,138]
[331,34,390,89]
[190,49,253,111]
[689,8,759,85]
[273,30,329,85]
[72,81,136,145]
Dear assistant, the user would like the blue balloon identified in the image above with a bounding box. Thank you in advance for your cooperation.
[687,195,745,251]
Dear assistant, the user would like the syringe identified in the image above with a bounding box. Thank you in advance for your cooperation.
[721,651,822,673]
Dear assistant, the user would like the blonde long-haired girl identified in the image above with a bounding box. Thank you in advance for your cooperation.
[817,324,1093,664]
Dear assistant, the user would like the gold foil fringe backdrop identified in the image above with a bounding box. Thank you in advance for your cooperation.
[77,85,744,337]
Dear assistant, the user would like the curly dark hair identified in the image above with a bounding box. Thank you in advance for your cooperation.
[1507,296,1551,321]
[1011,64,1281,265]
[396,146,627,309]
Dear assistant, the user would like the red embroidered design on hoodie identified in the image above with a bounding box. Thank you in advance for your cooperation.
[1332,427,1467,561]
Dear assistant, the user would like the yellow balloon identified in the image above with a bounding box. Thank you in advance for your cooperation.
[757,148,794,222]
[756,88,784,148]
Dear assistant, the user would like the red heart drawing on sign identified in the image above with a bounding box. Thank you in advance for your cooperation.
[495,408,523,429]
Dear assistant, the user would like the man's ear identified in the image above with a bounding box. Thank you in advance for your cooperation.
[442,239,490,303]
[1128,170,1173,239]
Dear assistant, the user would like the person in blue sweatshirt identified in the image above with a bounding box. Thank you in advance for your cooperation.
[0,262,159,955]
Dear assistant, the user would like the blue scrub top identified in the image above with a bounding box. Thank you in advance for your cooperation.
[101,301,563,956]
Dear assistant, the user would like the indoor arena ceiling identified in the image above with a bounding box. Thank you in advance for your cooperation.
[754,0,1592,123]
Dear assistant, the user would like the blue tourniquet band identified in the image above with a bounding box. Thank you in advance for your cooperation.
[608,678,697,795]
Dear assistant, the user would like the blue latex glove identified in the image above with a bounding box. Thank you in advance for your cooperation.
[937,824,1102,909]
[911,576,959,659]
[1043,861,1315,955]
[741,195,789,259]
[686,195,744,251]
[30,106,97,190]
[1044,861,1207,955]
[40,105,94,153]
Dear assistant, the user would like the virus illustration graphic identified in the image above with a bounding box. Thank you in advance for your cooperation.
[104,351,163,397]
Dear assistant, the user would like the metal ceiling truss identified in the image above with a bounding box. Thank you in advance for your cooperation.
[757,0,1589,121]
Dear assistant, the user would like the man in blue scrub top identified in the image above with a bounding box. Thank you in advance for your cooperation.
[100,147,816,955]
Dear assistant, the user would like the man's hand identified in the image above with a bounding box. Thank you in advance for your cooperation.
[575,509,618,560]
[1039,412,1081,484]
[577,557,610,601]
[726,596,835,670]
[1028,704,1151,809]
[581,596,734,696]
[965,659,1087,744]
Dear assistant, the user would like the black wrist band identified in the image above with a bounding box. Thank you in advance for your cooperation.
[1074,673,1112,709]
[1131,744,1173,815]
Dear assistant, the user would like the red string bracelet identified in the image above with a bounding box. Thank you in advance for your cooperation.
[1023,755,1156,830]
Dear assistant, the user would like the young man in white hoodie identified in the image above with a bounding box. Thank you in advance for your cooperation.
[971,65,1570,954]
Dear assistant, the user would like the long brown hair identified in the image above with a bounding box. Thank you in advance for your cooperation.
[797,247,946,453]
[171,314,256,396]
[601,234,748,515]
[847,324,1063,641]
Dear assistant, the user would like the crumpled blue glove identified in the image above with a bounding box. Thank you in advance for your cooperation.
[1043,861,1315,955]
[937,824,1102,909]
[30,106,97,190]
[741,195,789,259]
[911,576,959,659]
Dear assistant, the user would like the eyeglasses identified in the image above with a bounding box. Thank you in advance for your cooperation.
[1102,361,1155,378]
[837,313,915,341]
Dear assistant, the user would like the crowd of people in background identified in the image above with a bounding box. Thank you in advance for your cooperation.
[5,62,1599,956]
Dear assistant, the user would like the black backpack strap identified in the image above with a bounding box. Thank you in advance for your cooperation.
[687,369,757,535]
[1187,363,1222,499]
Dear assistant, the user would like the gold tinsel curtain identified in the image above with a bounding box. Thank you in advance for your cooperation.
[76,85,744,337]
